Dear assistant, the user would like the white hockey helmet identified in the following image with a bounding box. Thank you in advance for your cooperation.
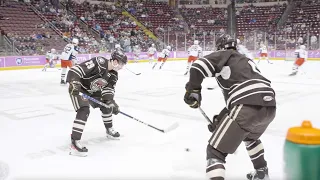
[236,39,241,44]
[300,45,306,50]
[194,40,199,45]
[151,43,155,47]
[167,46,171,50]
[50,48,56,53]
[72,38,79,45]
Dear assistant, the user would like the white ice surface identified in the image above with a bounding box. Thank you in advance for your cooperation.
[1,60,320,180]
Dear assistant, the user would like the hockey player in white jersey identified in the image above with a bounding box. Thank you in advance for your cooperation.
[60,38,79,84]
[237,39,254,60]
[184,40,203,75]
[258,44,272,64]
[148,44,157,63]
[132,45,141,63]
[289,45,308,76]
[42,48,57,71]
[152,46,171,70]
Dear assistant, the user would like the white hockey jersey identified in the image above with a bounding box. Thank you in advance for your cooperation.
[60,44,79,61]
[45,51,56,61]
[148,47,157,55]
[158,49,170,58]
[295,49,308,59]
[188,45,202,57]
[259,46,268,54]
[237,45,254,60]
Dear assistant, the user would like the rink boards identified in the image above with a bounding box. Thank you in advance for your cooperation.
[1,50,320,70]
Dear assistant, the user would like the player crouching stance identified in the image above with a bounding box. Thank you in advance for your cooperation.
[289,45,307,76]
[184,34,276,180]
[66,51,128,157]
[152,46,171,69]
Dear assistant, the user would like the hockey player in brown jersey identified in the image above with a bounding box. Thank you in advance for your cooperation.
[66,50,128,157]
[184,34,276,180]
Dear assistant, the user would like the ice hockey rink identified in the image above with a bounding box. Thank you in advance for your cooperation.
[1,60,320,180]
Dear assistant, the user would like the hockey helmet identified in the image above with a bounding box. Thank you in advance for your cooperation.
[72,38,79,45]
[194,40,199,45]
[151,43,155,47]
[167,46,171,50]
[215,34,237,50]
[300,45,306,50]
[111,50,128,65]
[236,39,241,44]
[51,48,56,53]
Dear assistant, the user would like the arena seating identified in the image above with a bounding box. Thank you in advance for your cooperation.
[236,4,286,36]
[0,1,67,54]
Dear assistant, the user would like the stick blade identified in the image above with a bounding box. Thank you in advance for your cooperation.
[136,73,141,75]
[163,122,179,133]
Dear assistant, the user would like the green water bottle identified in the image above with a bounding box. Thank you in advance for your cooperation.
[284,120,320,180]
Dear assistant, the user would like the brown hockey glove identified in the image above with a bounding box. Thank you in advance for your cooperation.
[104,100,120,115]
[184,89,202,108]
[69,81,81,95]
[184,82,202,108]
[208,115,219,133]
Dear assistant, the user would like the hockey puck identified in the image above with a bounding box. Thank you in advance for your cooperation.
[185,148,190,152]
[207,87,215,90]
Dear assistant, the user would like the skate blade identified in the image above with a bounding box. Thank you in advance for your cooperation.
[106,134,120,140]
[69,150,87,157]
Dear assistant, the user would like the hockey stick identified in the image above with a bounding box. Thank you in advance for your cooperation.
[198,107,213,124]
[79,92,178,133]
[126,67,141,75]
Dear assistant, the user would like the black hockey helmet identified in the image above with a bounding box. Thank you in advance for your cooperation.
[111,50,128,65]
[215,34,237,50]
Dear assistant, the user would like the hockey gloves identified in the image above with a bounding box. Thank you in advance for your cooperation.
[208,108,229,132]
[184,83,202,108]
[105,100,120,115]
[69,81,82,95]
[208,115,219,133]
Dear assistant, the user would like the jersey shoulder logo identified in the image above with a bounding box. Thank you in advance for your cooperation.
[97,57,105,64]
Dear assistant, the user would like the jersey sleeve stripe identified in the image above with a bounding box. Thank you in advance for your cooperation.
[192,59,214,77]
[190,66,206,77]
[200,57,215,72]
[69,69,83,79]
[75,65,86,76]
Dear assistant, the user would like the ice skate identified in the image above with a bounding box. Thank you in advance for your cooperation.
[289,71,298,76]
[69,137,88,157]
[247,167,269,180]
[106,127,120,140]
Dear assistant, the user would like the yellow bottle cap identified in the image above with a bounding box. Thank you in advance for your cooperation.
[286,121,320,145]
